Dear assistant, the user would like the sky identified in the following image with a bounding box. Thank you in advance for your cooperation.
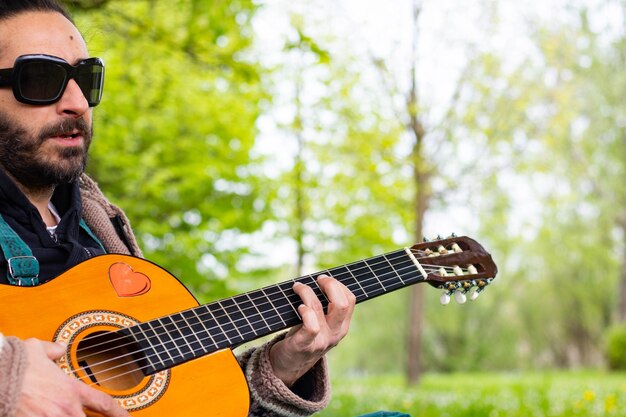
[253,0,620,119]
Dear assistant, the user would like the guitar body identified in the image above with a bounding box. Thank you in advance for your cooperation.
[0,254,250,416]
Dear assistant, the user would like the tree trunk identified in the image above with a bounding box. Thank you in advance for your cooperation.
[406,163,429,383]
[405,0,429,385]
[618,218,626,323]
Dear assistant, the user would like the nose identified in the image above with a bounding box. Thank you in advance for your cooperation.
[55,79,90,117]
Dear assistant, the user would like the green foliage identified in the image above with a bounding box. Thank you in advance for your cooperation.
[65,0,109,10]
[319,371,626,417]
[260,8,418,375]
[329,292,409,375]
[68,0,270,299]
[606,325,626,371]
[456,3,626,370]
[61,0,626,377]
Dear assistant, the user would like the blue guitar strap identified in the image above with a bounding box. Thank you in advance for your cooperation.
[0,214,39,286]
[0,214,105,286]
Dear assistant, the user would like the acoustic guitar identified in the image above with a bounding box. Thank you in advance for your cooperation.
[0,235,497,416]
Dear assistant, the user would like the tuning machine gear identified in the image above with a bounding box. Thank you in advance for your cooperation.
[469,278,493,300]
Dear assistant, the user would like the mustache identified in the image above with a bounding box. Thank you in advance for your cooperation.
[37,118,91,143]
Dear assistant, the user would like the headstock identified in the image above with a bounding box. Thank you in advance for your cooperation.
[408,235,498,305]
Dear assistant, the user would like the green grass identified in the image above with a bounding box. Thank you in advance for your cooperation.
[318,371,626,417]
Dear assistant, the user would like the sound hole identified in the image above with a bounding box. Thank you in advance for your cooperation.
[76,330,145,390]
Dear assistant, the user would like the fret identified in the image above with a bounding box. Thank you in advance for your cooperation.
[238,290,282,332]
[180,309,209,354]
[193,305,228,348]
[280,285,303,328]
[123,325,157,374]
[275,281,301,321]
[257,288,286,328]
[189,307,217,348]
[349,259,386,299]
[315,273,331,307]
[138,321,174,369]
[297,275,329,312]
[132,322,165,372]
[204,305,235,348]
[382,253,405,286]
[219,297,255,340]
[234,294,260,336]
[157,317,185,360]
[154,319,179,364]
[329,265,366,300]
[159,314,195,361]
[363,258,387,293]
[207,302,242,347]
[367,255,406,293]
[238,285,302,338]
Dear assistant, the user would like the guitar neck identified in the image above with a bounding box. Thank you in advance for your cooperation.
[127,248,425,374]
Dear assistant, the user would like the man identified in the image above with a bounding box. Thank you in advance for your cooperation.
[0,1,356,416]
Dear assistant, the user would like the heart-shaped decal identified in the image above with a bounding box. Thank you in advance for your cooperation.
[109,262,151,297]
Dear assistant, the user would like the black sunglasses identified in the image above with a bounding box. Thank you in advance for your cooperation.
[0,54,104,107]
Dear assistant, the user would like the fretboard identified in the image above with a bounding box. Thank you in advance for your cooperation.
[124,248,425,375]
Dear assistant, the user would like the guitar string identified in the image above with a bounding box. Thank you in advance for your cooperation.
[70,250,428,371]
[70,248,478,370]
[70,248,427,358]
[70,248,478,373]
[80,259,483,388]
[71,258,483,387]
[70,247,465,359]
[79,262,447,387]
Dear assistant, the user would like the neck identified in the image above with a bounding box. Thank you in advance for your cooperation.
[126,248,426,375]
[25,188,57,227]
[2,168,56,226]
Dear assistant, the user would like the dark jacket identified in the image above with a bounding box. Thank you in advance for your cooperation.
[0,170,104,284]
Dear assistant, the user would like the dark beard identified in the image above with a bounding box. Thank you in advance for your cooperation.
[0,112,92,191]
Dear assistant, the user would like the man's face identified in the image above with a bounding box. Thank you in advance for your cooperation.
[0,11,93,189]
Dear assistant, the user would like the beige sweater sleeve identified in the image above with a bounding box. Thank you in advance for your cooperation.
[78,174,143,257]
[0,335,27,417]
[237,333,331,417]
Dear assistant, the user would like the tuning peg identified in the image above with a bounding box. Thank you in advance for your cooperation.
[451,243,462,253]
[440,291,451,305]
[450,232,457,237]
[454,290,467,304]
[453,265,463,275]
[470,278,492,301]
[461,281,474,302]
[422,236,430,242]
[470,287,484,301]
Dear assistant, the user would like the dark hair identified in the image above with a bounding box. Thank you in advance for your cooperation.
[0,0,73,23]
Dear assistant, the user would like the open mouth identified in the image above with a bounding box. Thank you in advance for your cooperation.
[52,130,83,141]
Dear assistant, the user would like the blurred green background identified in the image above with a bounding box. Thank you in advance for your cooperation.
[66,0,625,415]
